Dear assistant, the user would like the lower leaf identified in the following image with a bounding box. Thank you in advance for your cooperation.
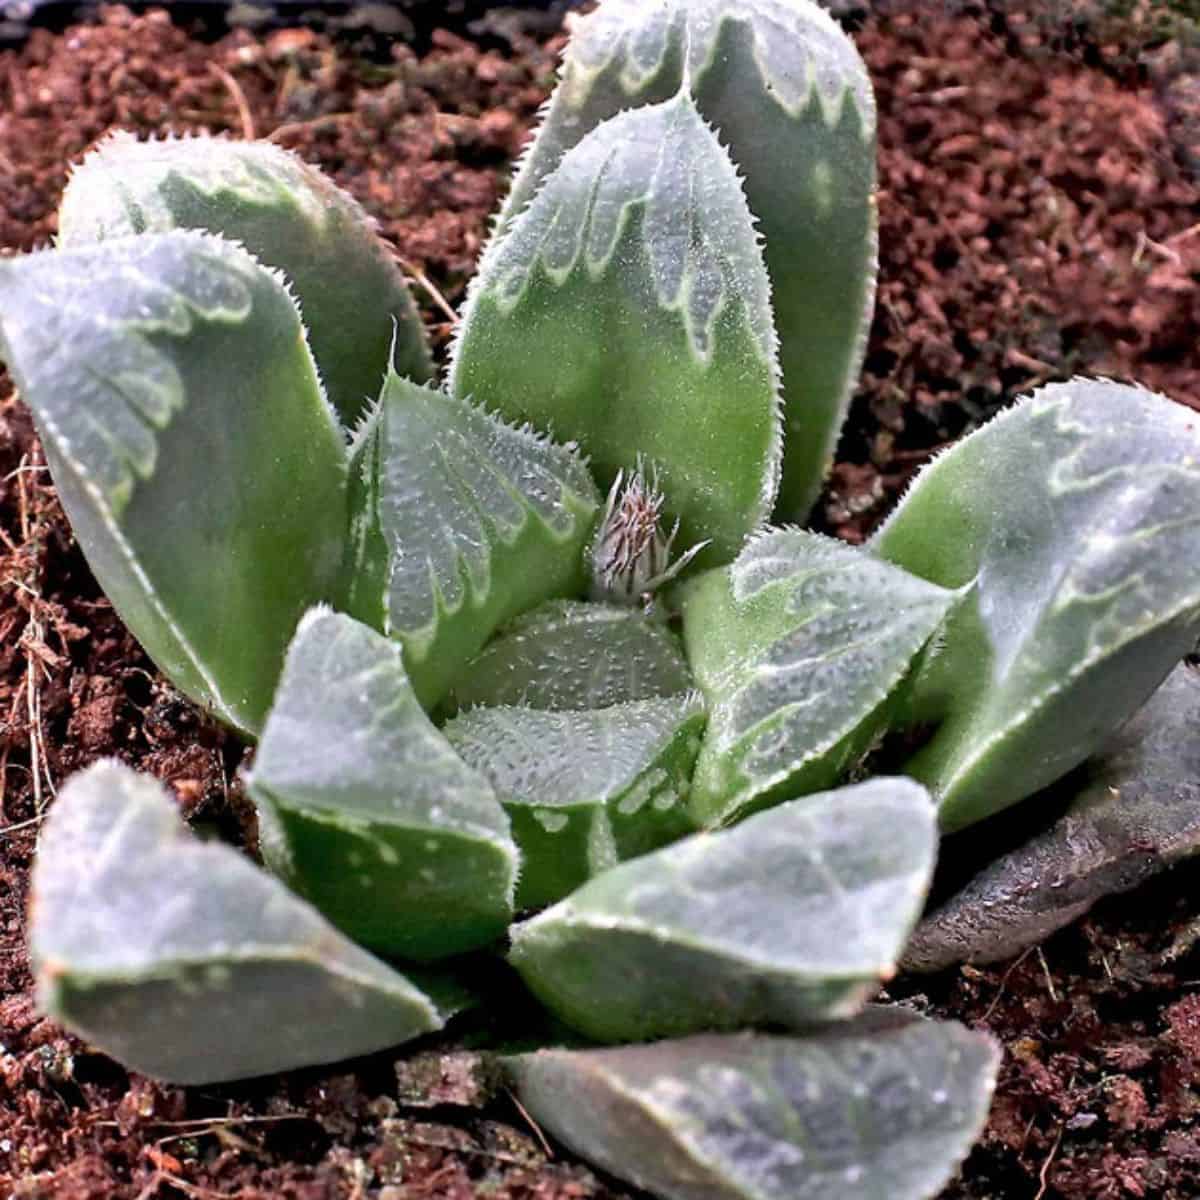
[872,379,1200,831]
[30,761,460,1085]
[504,1012,1000,1200]
[508,778,936,1042]
[0,232,348,736]
[246,609,519,960]
[905,661,1200,971]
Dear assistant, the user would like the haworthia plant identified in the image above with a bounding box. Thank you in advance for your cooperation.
[873,379,1200,831]
[505,1013,1000,1200]
[246,609,518,959]
[452,92,782,564]
[491,0,877,521]
[682,529,958,827]
[31,761,461,1084]
[905,662,1200,971]
[444,599,693,713]
[509,779,936,1042]
[0,231,346,735]
[58,132,432,426]
[342,371,600,709]
[14,2,1200,1194]
[445,694,705,907]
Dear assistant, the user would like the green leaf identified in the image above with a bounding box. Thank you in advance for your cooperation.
[682,530,957,828]
[451,92,781,565]
[444,599,693,713]
[872,380,1200,831]
[494,0,877,521]
[246,609,518,959]
[58,132,432,426]
[505,1012,1000,1200]
[905,663,1200,971]
[0,232,347,735]
[508,778,936,1042]
[30,761,460,1084]
[445,695,705,909]
[342,372,600,709]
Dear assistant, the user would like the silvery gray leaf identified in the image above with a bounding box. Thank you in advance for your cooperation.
[31,761,459,1084]
[505,1012,999,1200]
[509,779,936,1042]
[905,663,1200,971]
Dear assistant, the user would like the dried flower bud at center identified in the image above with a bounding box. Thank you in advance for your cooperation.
[590,461,707,606]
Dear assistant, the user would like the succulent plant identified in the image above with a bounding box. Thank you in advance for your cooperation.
[4,2,1199,1199]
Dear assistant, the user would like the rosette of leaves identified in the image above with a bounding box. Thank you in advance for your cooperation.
[5,2,1200,1199]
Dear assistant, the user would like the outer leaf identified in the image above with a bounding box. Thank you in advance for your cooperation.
[58,132,432,425]
[30,761,459,1084]
[905,663,1200,971]
[872,379,1200,831]
[494,0,877,521]
[682,530,957,828]
[508,779,936,1042]
[0,232,347,735]
[451,93,781,565]
[246,609,518,960]
[342,372,600,709]
[445,695,705,909]
[505,1013,1000,1200]
[445,599,693,713]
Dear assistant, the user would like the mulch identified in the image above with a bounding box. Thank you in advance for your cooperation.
[0,3,1197,1197]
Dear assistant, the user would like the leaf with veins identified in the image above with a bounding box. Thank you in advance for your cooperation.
[682,529,957,827]
[872,379,1200,831]
[247,609,518,960]
[31,760,462,1084]
[509,778,936,1042]
[505,1013,1000,1200]
[342,372,599,710]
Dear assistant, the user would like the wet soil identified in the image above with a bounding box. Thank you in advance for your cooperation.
[0,3,1197,1197]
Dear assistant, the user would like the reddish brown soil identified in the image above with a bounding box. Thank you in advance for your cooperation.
[0,4,1197,1198]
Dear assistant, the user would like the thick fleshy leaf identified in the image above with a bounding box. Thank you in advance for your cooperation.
[451,93,781,565]
[445,695,705,909]
[246,609,518,960]
[494,0,876,521]
[342,372,600,709]
[58,132,432,425]
[445,599,692,713]
[509,779,936,1042]
[30,761,460,1084]
[505,1013,1000,1200]
[0,232,346,735]
[682,530,957,828]
[872,380,1200,831]
[905,663,1200,971]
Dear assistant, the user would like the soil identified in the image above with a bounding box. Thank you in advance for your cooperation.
[0,3,1197,1198]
